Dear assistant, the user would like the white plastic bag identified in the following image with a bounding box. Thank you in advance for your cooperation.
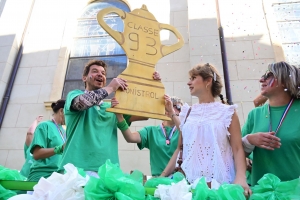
[9,163,89,200]
[154,179,192,200]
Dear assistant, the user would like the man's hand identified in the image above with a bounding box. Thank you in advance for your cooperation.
[111,97,119,108]
[247,132,281,150]
[36,115,43,122]
[107,78,128,92]
[246,158,252,172]
[153,71,161,80]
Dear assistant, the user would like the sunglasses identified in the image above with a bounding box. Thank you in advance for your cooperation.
[261,71,274,81]
[173,104,181,111]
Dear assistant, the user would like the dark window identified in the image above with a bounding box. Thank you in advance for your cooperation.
[62,0,130,98]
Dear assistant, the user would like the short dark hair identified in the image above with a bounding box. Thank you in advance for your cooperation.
[51,99,65,113]
[83,60,107,76]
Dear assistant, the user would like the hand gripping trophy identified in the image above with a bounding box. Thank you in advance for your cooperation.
[97,4,184,120]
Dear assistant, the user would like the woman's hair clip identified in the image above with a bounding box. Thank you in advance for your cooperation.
[213,72,217,82]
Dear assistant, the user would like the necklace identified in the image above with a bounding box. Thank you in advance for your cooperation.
[268,98,294,135]
[52,119,66,142]
[160,123,176,145]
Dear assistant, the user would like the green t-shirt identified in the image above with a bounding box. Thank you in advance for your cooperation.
[27,120,65,181]
[242,99,300,186]
[20,144,34,178]
[59,90,130,172]
[137,125,179,176]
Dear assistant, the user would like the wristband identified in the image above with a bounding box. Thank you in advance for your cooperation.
[54,145,63,154]
[117,119,129,131]
[242,135,255,153]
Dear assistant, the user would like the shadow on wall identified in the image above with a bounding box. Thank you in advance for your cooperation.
[0,45,60,169]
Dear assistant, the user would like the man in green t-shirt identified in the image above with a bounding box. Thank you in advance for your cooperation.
[113,96,183,176]
[59,60,161,175]
[241,62,300,186]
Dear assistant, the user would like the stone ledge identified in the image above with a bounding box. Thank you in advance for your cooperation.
[44,101,54,110]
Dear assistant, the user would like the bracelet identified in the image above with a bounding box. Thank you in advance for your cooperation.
[117,119,129,131]
[242,135,255,153]
[54,145,63,154]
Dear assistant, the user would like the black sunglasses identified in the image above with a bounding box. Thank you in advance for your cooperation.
[261,71,274,81]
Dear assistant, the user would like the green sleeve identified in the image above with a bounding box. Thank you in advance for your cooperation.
[24,144,29,159]
[64,90,83,113]
[29,123,48,154]
[242,110,254,137]
[137,126,150,150]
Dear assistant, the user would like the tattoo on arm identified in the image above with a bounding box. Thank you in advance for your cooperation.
[71,89,108,111]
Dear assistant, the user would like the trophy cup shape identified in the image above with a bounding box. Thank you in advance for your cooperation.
[97,4,184,120]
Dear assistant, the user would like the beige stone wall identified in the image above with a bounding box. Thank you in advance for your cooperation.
[218,0,278,126]
[0,0,86,169]
[0,0,37,168]
[0,0,283,175]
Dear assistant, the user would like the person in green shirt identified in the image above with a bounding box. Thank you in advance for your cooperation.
[20,115,43,178]
[242,61,300,186]
[27,100,66,181]
[113,96,183,176]
[59,60,161,176]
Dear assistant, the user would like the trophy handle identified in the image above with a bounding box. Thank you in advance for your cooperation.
[97,7,126,45]
[159,23,184,56]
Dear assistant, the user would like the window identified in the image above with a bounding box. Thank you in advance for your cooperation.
[273,1,300,66]
[62,0,130,98]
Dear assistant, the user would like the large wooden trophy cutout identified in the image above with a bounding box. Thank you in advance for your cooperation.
[97,4,184,120]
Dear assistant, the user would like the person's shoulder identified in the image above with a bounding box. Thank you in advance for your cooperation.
[180,103,191,113]
[218,102,238,110]
[35,120,53,130]
[67,89,84,98]
[139,125,158,131]
[248,103,267,116]
[293,98,300,106]
[101,101,111,108]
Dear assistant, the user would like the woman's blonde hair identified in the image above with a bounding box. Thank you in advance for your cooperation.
[189,63,224,102]
[268,61,300,98]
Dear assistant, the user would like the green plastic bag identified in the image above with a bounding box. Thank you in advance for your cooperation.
[145,195,159,200]
[0,165,26,181]
[250,173,300,200]
[192,177,246,200]
[217,184,246,200]
[0,184,17,200]
[84,160,145,200]
[0,165,27,200]
[144,172,185,188]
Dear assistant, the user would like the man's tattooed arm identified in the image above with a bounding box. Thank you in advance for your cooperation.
[71,89,108,111]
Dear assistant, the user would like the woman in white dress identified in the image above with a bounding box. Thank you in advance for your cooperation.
[161,63,251,196]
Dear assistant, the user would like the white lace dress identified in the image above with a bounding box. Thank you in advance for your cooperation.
[179,102,237,184]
